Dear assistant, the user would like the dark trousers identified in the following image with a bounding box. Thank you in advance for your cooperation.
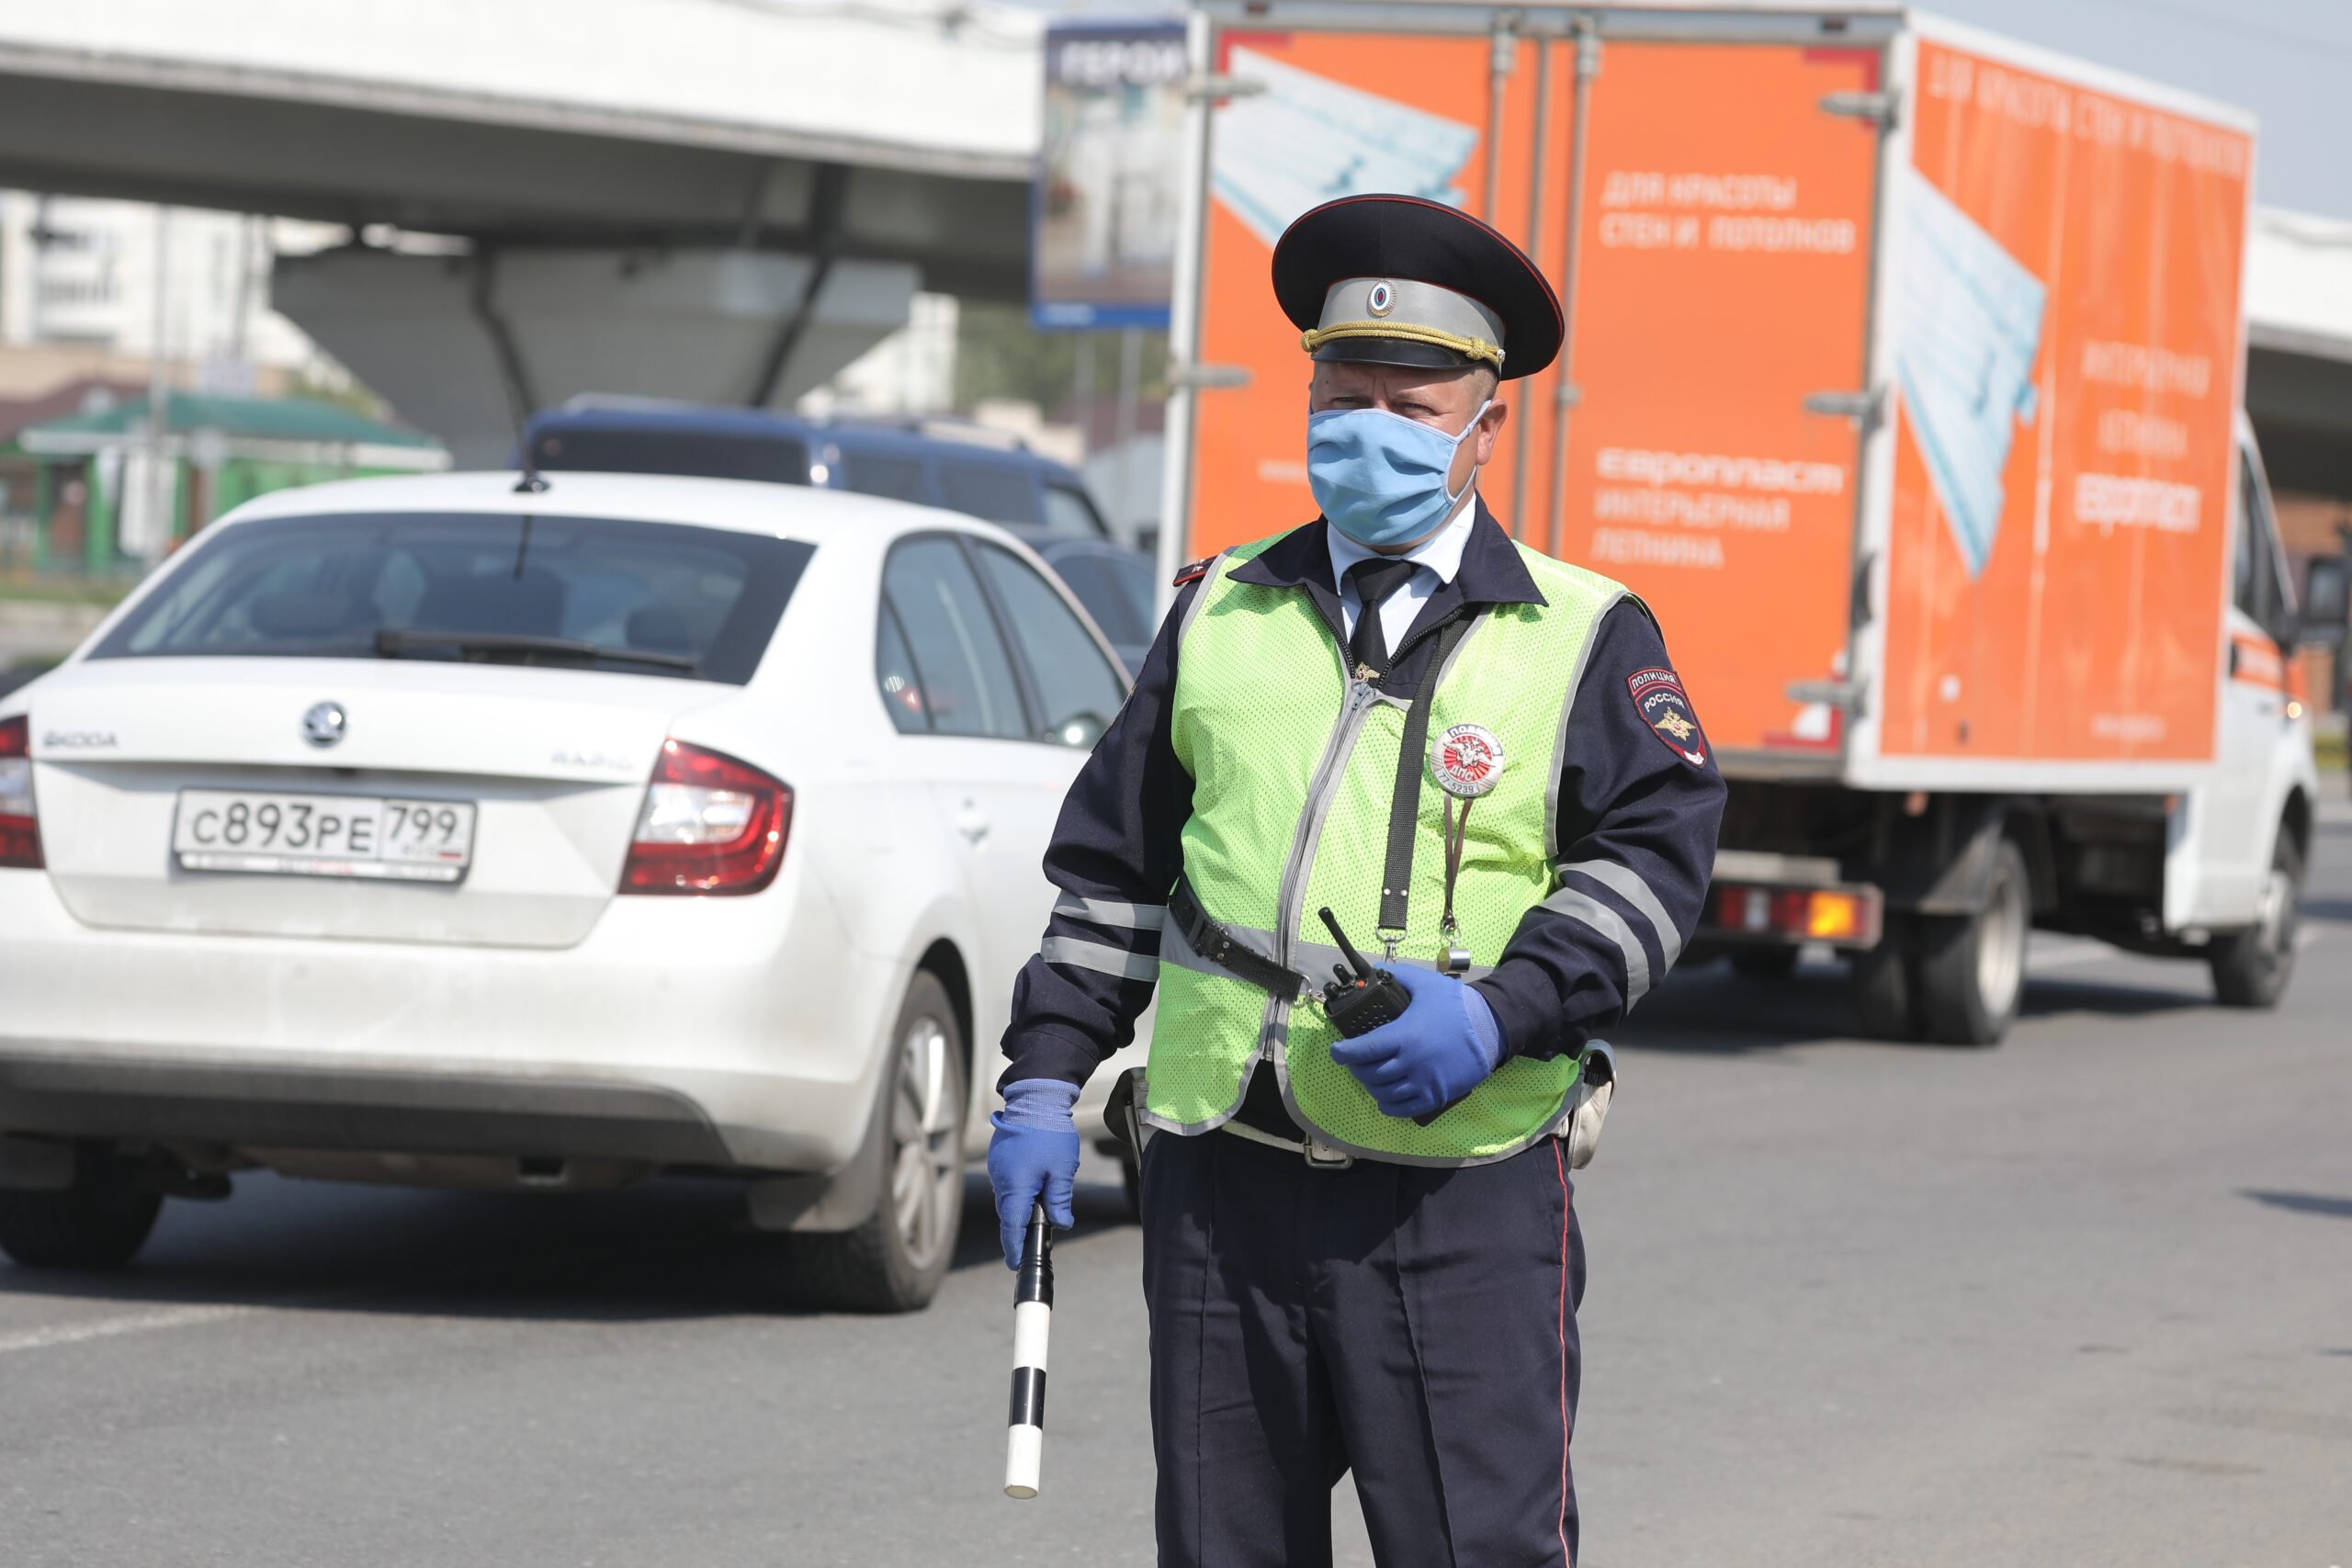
[1139,1117,1587,1567]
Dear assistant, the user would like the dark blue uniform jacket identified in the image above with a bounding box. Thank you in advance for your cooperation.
[999,502,1726,1091]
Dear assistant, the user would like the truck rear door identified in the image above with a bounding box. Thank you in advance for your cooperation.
[1851,24,2254,789]
[1175,6,1892,768]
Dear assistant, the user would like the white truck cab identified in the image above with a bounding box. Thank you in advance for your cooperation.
[2172,421,2335,1003]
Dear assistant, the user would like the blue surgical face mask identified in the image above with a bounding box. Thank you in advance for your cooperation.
[1306,400,1493,549]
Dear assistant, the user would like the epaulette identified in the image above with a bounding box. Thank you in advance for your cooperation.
[1172,556,1215,587]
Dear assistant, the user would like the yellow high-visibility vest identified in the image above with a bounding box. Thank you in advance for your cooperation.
[1147,530,1630,1164]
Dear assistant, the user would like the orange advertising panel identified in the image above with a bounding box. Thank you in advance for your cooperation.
[1875,35,2252,766]
[1547,43,1880,757]
[1189,28,1547,549]
[1185,30,1882,756]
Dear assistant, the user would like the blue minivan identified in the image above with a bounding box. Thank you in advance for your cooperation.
[520,401,1159,671]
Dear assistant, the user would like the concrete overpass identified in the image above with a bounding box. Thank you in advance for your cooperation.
[2245,207,2352,502]
[4,0,2350,500]
[0,0,1041,462]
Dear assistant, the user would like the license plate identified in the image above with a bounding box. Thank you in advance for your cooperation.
[173,790,478,884]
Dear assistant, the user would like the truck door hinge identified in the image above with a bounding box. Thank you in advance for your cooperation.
[1850,548,1876,630]
[1804,387,1884,430]
[1167,362,1252,391]
[1787,679,1865,715]
[1490,13,1523,75]
[1820,89,1899,127]
[1185,73,1266,103]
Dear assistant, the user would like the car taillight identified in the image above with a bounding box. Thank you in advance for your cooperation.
[0,716,40,870]
[618,739,790,896]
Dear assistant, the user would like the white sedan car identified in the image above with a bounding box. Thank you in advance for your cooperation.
[0,470,1143,1311]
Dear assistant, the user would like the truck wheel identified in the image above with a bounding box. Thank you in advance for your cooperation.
[1730,947,1802,980]
[0,1148,164,1269]
[1916,837,2030,1047]
[790,972,967,1313]
[1850,915,1923,1041]
[2210,831,2302,1009]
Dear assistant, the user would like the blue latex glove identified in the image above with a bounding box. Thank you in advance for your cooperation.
[987,1077,1081,1269]
[1328,964,1505,1120]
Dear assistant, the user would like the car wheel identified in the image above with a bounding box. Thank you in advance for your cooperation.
[1915,837,2030,1047]
[2211,830,2302,1009]
[0,1147,164,1269]
[1729,946,1802,980]
[791,971,967,1313]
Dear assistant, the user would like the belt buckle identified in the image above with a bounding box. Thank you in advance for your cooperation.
[1303,1137,1354,1170]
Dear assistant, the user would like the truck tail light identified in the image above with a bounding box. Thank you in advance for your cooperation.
[0,716,40,870]
[1710,882,1882,948]
[619,739,790,896]
[1804,891,1863,942]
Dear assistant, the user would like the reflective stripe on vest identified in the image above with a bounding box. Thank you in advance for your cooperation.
[1145,533,1630,1164]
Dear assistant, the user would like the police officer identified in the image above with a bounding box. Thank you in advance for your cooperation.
[988,193,1725,1566]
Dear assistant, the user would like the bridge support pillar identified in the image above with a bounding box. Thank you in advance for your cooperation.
[274,246,920,466]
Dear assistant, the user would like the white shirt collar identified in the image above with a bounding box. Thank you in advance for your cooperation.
[1325,488,1478,591]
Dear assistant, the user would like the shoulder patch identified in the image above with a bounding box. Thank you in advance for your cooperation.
[1627,667,1709,768]
[1172,557,1215,587]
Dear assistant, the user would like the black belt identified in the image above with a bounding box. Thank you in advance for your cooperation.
[1168,878,1311,1000]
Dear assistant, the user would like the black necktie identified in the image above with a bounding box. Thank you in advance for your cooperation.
[1344,558,1418,676]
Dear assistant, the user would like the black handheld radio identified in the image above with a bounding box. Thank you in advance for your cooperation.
[1317,906,1409,1036]
[1318,907,1456,1129]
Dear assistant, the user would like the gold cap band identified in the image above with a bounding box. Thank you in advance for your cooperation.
[1300,321,1503,369]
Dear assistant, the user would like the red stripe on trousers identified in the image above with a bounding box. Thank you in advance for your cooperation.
[1554,1138,1572,1567]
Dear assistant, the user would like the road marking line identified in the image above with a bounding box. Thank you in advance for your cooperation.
[0,1303,251,1356]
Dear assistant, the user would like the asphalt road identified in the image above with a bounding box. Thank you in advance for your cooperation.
[4,808,2348,1566]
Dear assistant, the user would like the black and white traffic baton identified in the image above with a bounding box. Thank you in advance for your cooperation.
[1002,1201,1053,1499]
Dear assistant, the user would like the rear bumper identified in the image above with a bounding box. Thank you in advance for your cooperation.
[1703,850,1884,951]
[0,1053,734,1167]
[0,865,903,1174]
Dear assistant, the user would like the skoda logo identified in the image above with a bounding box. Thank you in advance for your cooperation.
[301,702,348,750]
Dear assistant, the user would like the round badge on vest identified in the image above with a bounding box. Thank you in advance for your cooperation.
[1430,723,1506,798]
[1429,724,1503,978]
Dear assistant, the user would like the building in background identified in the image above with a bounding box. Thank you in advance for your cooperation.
[0,194,429,574]
[2245,206,2352,718]
[16,391,445,571]
[0,195,337,389]
[799,293,962,420]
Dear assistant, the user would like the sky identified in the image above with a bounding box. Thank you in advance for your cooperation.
[1040,0,2352,219]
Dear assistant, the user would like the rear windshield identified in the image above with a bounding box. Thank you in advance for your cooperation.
[1047,549,1157,649]
[938,461,1039,526]
[89,513,813,685]
[840,452,930,504]
[530,425,810,486]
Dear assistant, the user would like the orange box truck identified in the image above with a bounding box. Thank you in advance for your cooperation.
[1158,1,2347,1043]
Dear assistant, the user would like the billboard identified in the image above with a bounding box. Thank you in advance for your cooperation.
[1182,31,1879,759]
[1177,21,2250,773]
[1034,21,1188,330]
[1872,30,2253,766]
